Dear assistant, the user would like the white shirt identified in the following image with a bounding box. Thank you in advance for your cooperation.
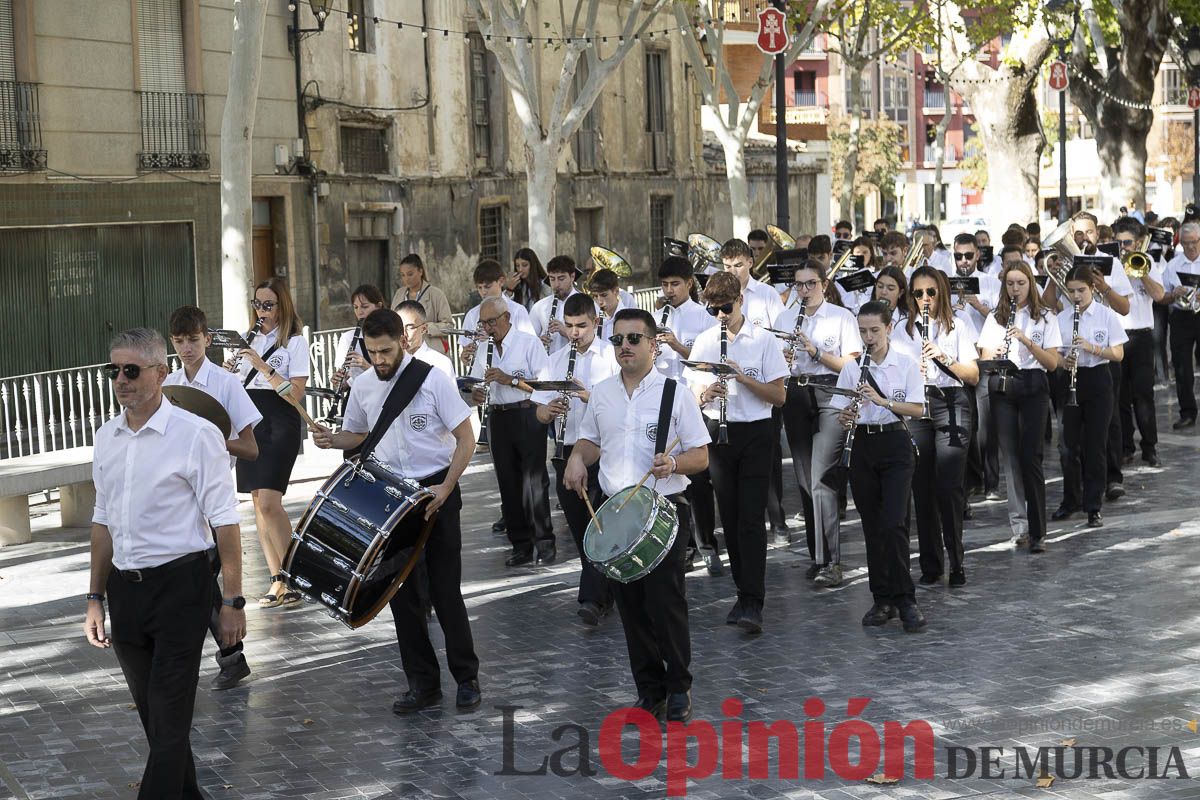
[929,248,953,275]
[949,269,1002,337]
[1121,261,1165,330]
[342,355,472,481]
[530,290,580,353]
[597,299,631,343]
[654,299,717,379]
[578,368,711,498]
[530,336,619,445]
[467,328,548,405]
[774,300,860,378]
[92,399,240,570]
[741,277,786,329]
[462,297,537,337]
[977,306,1063,371]
[237,328,310,389]
[1163,251,1200,310]
[1097,256,1135,316]
[1057,301,1129,369]
[164,358,262,439]
[830,347,925,425]
[685,322,789,423]
[414,342,455,377]
[892,316,978,388]
[332,327,369,386]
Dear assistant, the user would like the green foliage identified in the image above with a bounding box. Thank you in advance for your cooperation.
[961,138,988,189]
[829,113,905,200]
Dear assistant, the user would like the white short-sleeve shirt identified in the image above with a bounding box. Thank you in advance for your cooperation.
[467,328,549,405]
[530,290,580,353]
[741,277,785,329]
[685,322,789,423]
[829,348,925,425]
[413,342,455,377]
[977,306,1063,371]
[1057,300,1129,369]
[654,299,718,379]
[530,336,619,445]
[891,316,978,388]
[237,328,310,389]
[774,300,861,378]
[164,358,262,438]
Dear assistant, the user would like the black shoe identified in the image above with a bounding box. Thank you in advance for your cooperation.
[1105,483,1125,501]
[737,603,763,634]
[963,504,974,520]
[861,603,896,626]
[1144,452,1162,467]
[1051,504,1079,521]
[1173,416,1196,430]
[578,601,603,626]
[898,602,927,633]
[985,489,1001,501]
[683,548,697,573]
[948,569,966,587]
[1029,537,1046,554]
[704,550,723,576]
[536,543,557,565]
[1122,452,1135,466]
[804,562,822,580]
[1087,511,1103,528]
[725,599,744,625]
[505,549,534,567]
[211,652,250,690]
[634,695,666,719]
[392,687,442,714]
[455,680,482,710]
[492,516,507,533]
[770,523,789,543]
[666,690,693,723]
[918,573,940,585]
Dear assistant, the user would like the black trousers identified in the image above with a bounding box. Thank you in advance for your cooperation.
[1057,365,1113,513]
[205,549,241,660]
[552,446,612,608]
[488,405,552,552]
[1154,302,1170,382]
[991,370,1050,542]
[849,430,915,605]
[1120,329,1158,458]
[107,554,213,800]
[911,387,973,579]
[607,493,693,699]
[388,473,478,692]
[1170,308,1200,420]
[766,407,786,527]
[684,468,721,554]
[966,382,1000,493]
[706,417,773,606]
[1105,360,1123,486]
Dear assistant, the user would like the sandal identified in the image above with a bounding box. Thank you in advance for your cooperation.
[258,575,284,607]
[278,591,302,607]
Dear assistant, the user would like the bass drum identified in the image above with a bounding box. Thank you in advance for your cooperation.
[282,458,436,628]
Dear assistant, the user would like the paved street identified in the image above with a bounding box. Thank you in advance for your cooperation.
[4,397,1200,799]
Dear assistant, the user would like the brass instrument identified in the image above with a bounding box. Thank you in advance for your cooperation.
[839,351,872,468]
[1039,218,1079,295]
[1122,233,1153,279]
[228,317,264,374]
[750,225,796,280]
[477,336,494,451]
[687,233,723,274]
[919,306,933,420]
[552,342,579,461]
[589,246,634,279]
[1066,301,1080,407]
[717,321,729,444]
[902,237,924,271]
[827,245,856,281]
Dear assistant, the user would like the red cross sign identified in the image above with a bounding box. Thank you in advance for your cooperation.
[1048,60,1069,92]
[756,7,788,55]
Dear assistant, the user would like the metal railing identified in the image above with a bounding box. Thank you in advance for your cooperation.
[138,91,209,171]
[0,287,661,461]
[792,90,828,107]
[0,80,46,171]
[923,88,947,109]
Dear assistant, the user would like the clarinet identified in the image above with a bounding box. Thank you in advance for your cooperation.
[229,316,264,374]
[477,336,494,448]
[552,342,579,461]
[787,299,807,360]
[839,351,872,468]
[545,297,559,353]
[919,306,933,420]
[995,296,1018,394]
[1066,301,1080,407]
[331,322,363,405]
[717,321,729,444]
[659,303,671,330]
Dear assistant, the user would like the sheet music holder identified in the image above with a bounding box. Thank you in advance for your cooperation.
[209,329,250,349]
[1097,241,1121,258]
[768,264,798,285]
[1073,254,1113,276]
[979,245,994,264]
[835,269,876,293]
[680,360,740,376]
[833,239,853,258]
[947,276,980,294]
[1178,272,1200,288]
[1149,227,1174,247]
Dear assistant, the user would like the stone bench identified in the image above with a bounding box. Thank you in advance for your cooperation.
[0,447,94,545]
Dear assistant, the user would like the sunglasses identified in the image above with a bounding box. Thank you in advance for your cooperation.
[1115,238,1137,247]
[251,300,277,311]
[953,253,975,261]
[103,362,159,380]
[608,333,648,347]
[705,302,735,316]
[912,288,938,299]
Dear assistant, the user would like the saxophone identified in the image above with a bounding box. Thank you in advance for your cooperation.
[839,351,872,468]
[919,306,933,420]
[717,321,729,444]
[995,296,1019,394]
[552,341,579,461]
[1066,301,1080,407]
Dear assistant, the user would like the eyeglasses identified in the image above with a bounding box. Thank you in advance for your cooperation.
[912,288,938,299]
[251,300,277,311]
[953,253,975,261]
[608,333,648,347]
[403,322,426,334]
[479,312,509,327]
[103,363,160,380]
[1115,238,1137,246]
[792,279,820,290]
[705,302,735,316]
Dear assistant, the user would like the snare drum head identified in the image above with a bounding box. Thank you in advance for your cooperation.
[584,487,651,562]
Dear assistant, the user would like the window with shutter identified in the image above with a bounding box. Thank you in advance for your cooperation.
[0,0,44,171]
[136,0,207,170]
[479,205,508,263]
[469,35,494,167]
[644,52,669,172]
[0,0,15,83]
[573,60,598,172]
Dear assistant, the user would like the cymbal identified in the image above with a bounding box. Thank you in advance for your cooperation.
[162,385,232,440]
[680,360,739,376]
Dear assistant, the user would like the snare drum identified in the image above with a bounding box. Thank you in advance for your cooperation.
[282,458,436,628]
[583,486,679,583]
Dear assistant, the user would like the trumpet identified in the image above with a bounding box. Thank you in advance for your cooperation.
[1122,233,1153,279]
[552,341,580,462]
[827,245,855,281]
[902,237,924,271]
[1066,301,1080,407]
[228,317,264,374]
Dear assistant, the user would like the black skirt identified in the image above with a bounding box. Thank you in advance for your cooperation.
[237,389,302,493]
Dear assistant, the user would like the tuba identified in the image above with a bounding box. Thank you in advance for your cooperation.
[589,246,634,279]
[901,236,924,271]
[750,225,797,280]
[687,233,723,274]
[1039,218,1079,295]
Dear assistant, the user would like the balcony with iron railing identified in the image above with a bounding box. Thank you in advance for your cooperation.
[0,80,47,172]
[138,91,209,171]
[922,88,947,110]
[793,89,829,107]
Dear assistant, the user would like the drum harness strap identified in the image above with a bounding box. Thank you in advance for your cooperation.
[655,378,686,505]
[357,358,434,464]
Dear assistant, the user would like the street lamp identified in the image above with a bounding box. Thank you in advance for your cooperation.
[287,0,331,33]
[1182,26,1200,204]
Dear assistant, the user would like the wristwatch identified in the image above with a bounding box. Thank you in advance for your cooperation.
[509,376,519,387]
[221,596,247,610]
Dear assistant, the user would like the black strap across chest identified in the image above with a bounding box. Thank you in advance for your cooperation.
[243,344,280,387]
[655,379,676,455]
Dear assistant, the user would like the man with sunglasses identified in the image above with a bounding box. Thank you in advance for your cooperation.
[684,272,788,633]
[565,308,710,722]
[467,296,554,566]
[85,328,245,800]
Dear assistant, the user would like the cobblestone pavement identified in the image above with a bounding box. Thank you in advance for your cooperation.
[4,400,1200,799]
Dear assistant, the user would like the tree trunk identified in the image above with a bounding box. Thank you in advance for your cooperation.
[1093,107,1153,218]
[717,130,752,239]
[220,0,268,332]
[839,72,863,221]
[525,143,559,260]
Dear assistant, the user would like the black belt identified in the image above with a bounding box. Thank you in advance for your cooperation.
[490,400,534,412]
[116,550,210,584]
[789,374,838,387]
[857,421,907,434]
[1125,327,1152,334]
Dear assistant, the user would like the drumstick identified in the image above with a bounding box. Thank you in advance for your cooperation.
[582,492,603,535]
[616,436,682,512]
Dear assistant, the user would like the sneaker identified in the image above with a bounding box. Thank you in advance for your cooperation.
[813,563,843,587]
[1105,483,1125,501]
[804,562,822,580]
[985,489,1001,501]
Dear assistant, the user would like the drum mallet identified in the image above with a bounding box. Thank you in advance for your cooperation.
[616,437,681,512]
